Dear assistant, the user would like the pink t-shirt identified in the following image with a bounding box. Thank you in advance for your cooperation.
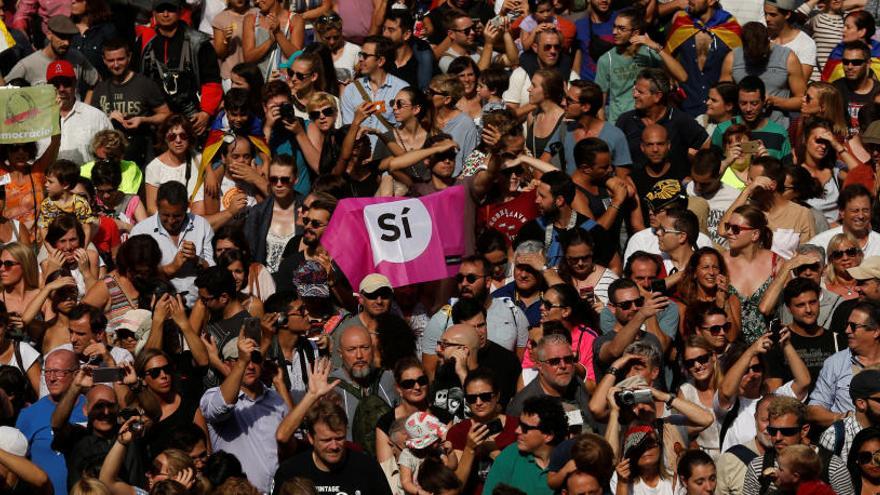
[521,324,598,381]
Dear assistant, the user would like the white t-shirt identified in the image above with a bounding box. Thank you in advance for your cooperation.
[778,30,818,80]
[807,227,880,257]
[608,473,674,495]
[623,228,714,274]
[715,380,798,452]
[502,66,580,106]
[333,42,361,83]
[198,0,226,35]
[145,154,205,203]
[3,341,39,375]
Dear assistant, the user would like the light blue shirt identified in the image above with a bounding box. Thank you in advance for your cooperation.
[340,73,409,134]
[443,112,478,176]
[200,386,289,494]
[130,213,215,306]
[808,347,862,413]
[420,297,530,356]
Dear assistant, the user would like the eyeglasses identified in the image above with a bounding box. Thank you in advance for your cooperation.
[362,288,393,300]
[843,58,867,66]
[564,95,586,106]
[269,175,293,185]
[613,297,644,310]
[154,4,179,12]
[566,254,592,264]
[290,70,312,81]
[612,24,632,32]
[683,353,712,369]
[315,13,341,24]
[144,364,173,379]
[857,449,880,466]
[519,422,543,433]
[451,26,476,34]
[830,247,861,260]
[357,51,378,60]
[500,165,524,176]
[701,322,731,335]
[455,273,485,284]
[767,425,801,437]
[541,43,561,51]
[0,260,21,269]
[541,299,567,310]
[724,223,757,236]
[793,262,822,274]
[747,363,763,374]
[848,321,875,332]
[542,355,576,367]
[392,99,412,109]
[166,132,188,142]
[45,368,77,377]
[426,87,448,97]
[437,340,467,350]
[308,107,336,120]
[465,391,495,404]
[303,219,326,228]
[399,375,429,389]
[656,226,685,236]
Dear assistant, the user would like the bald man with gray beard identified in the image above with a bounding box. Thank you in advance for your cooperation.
[429,324,480,423]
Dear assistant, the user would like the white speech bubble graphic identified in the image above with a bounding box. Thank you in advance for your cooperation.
[363,198,433,265]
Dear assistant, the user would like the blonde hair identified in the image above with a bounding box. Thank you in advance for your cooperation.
[825,233,862,284]
[306,92,336,112]
[160,448,196,477]
[70,477,112,495]
[779,444,822,481]
[807,82,849,137]
[89,129,129,159]
[432,74,464,105]
[1,242,39,290]
[683,335,722,391]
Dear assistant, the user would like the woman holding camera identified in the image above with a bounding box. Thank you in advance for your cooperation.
[447,368,519,495]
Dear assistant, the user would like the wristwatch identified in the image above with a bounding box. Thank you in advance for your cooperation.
[665,394,676,409]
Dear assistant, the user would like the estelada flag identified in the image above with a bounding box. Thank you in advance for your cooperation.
[665,9,741,55]
[321,186,466,289]
[477,190,538,244]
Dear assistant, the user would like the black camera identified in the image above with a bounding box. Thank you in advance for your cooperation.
[279,102,296,122]
[274,313,289,330]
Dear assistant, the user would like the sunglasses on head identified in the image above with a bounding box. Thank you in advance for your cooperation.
[613,297,644,310]
[465,391,495,404]
[857,449,880,466]
[767,425,801,437]
[269,175,292,185]
[362,287,393,300]
[144,364,173,379]
[455,273,484,284]
[308,107,336,120]
[399,375,429,389]
[830,247,861,260]
[316,13,341,24]
[683,353,711,369]
[702,322,731,334]
[543,355,576,367]
[724,222,757,236]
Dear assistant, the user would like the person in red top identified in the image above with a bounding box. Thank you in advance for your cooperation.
[446,368,519,495]
[774,444,837,495]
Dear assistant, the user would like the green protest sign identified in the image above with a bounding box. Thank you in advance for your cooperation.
[0,86,60,144]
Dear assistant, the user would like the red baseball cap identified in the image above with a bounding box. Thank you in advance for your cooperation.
[46,60,75,82]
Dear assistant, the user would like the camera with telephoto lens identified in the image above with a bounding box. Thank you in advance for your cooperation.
[279,103,296,122]
[615,388,654,408]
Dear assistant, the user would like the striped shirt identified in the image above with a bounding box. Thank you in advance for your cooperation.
[806,12,846,74]
[742,449,853,495]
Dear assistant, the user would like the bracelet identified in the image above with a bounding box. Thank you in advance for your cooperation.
[606,366,620,377]
[609,203,621,211]
[665,395,676,408]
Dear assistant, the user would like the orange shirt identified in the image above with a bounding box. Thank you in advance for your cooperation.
[0,163,46,232]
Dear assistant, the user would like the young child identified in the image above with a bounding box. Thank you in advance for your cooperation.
[477,67,509,117]
[399,412,457,495]
[773,445,835,495]
[38,159,97,244]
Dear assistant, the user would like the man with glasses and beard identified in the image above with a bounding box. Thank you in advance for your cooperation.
[51,368,144,489]
[430,324,481,422]
[437,10,517,73]
[382,10,434,90]
[742,397,853,495]
[420,256,529,380]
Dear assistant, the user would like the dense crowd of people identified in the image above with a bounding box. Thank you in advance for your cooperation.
[7,0,880,494]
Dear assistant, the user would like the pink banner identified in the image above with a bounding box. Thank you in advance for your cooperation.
[321,186,466,289]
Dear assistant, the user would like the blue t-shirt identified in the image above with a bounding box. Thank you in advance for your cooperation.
[16,395,87,495]
[563,121,633,175]
[574,14,616,81]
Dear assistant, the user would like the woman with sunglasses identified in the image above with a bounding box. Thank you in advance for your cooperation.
[376,357,431,464]
[293,91,346,176]
[287,52,338,121]
[22,269,78,353]
[372,87,431,186]
[240,155,298,276]
[427,75,478,175]
[0,242,40,332]
[684,304,733,356]
[242,0,304,78]
[847,426,880,495]
[678,336,723,460]
[546,227,617,309]
[824,233,864,300]
[676,247,741,341]
[447,368,519,495]
[721,205,782,344]
[130,348,209,460]
[145,115,205,216]
[0,136,59,235]
[448,57,483,122]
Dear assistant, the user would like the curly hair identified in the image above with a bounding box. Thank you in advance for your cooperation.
[676,247,729,306]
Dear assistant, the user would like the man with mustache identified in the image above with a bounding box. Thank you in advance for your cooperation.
[429,324,480,423]
[329,325,397,439]
[50,367,145,489]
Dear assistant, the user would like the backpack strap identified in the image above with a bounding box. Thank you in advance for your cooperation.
[719,397,740,448]
[352,80,395,132]
[727,444,759,466]
[13,340,24,373]
[817,446,834,485]
[832,420,845,457]
[758,449,777,495]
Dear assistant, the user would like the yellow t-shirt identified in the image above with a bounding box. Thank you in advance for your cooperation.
[80,160,142,195]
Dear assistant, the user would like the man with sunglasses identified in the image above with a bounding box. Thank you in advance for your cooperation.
[833,41,878,135]
[504,29,576,111]
[810,300,880,428]
[420,255,529,380]
[742,397,853,495]
[817,369,880,462]
[331,274,395,368]
[47,59,113,166]
[438,10,516,74]
[429,324,480,423]
[765,278,847,394]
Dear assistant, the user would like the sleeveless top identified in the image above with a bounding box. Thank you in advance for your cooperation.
[526,112,565,161]
[254,10,295,78]
[728,252,780,343]
[731,44,792,126]
[105,274,137,324]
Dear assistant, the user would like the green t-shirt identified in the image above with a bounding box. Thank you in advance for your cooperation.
[80,160,143,195]
[710,116,793,164]
[595,45,661,123]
